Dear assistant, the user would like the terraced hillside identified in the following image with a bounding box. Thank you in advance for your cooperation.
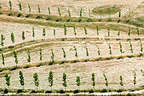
[0,0,144,95]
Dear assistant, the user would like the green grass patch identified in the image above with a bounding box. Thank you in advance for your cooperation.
[92,5,121,15]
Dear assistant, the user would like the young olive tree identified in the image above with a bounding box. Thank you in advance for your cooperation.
[28,3,31,13]
[133,72,136,86]
[48,7,51,15]
[92,73,95,89]
[42,28,46,37]
[120,75,124,87]
[76,76,80,90]
[129,40,133,53]
[11,32,15,43]
[107,28,110,37]
[63,73,67,91]
[22,31,25,40]
[48,71,53,91]
[58,7,61,16]
[137,27,140,36]
[74,46,78,57]
[50,49,55,64]
[64,24,67,36]
[1,53,5,65]
[32,27,35,39]
[84,27,88,36]
[1,34,5,46]
[40,48,42,61]
[119,42,123,54]
[19,71,24,89]
[27,50,31,63]
[13,51,18,65]
[38,4,41,13]
[18,2,22,11]
[53,29,56,37]
[33,73,39,90]
[140,39,143,53]
[9,0,12,10]
[68,8,71,17]
[5,73,11,89]
[62,48,66,58]
[73,26,76,36]
[117,31,120,37]
[108,44,112,55]
[86,47,89,56]
[103,73,108,89]
[80,8,82,17]
[96,26,99,36]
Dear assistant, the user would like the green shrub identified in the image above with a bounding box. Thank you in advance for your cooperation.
[11,32,15,43]
[58,7,61,16]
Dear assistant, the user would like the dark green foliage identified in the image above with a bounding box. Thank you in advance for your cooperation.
[84,27,87,35]
[33,73,39,89]
[120,75,123,86]
[87,18,93,22]
[63,73,67,90]
[133,72,136,86]
[140,40,143,52]
[64,24,67,36]
[5,73,11,87]
[119,42,123,54]
[68,9,71,17]
[38,5,40,13]
[62,48,66,58]
[92,73,95,88]
[96,26,99,36]
[32,27,35,38]
[9,0,12,10]
[48,7,51,15]
[74,46,78,57]
[42,28,46,37]
[1,34,5,46]
[76,76,80,88]
[58,8,61,16]
[48,71,53,90]
[119,11,121,18]
[40,48,42,61]
[136,27,140,36]
[103,73,108,87]
[128,27,131,36]
[107,28,110,37]
[117,31,120,36]
[18,2,22,11]
[53,29,56,36]
[97,47,101,55]
[19,71,24,87]
[1,54,5,65]
[28,3,31,13]
[73,26,76,36]
[80,8,82,17]
[22,31,25,40]
[50,49,54,63]
[2,53,5,65]
[17,13,22,17]
[27,50,31,62]
[11,32,15,43]
[86,47,89,56]
[129,41,133,53]
[108,44,112,55]
[13,51,18,64]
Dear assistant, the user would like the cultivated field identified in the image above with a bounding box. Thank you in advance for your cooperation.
[0,0,144,96]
